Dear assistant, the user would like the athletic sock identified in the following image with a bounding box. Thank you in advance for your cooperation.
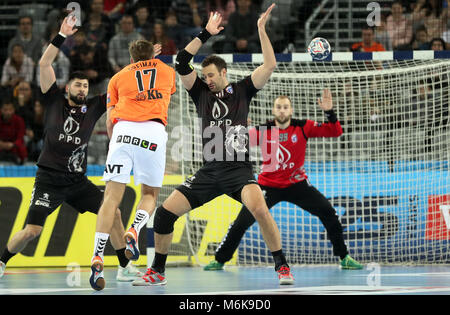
[271,249,288,270]
[0,248,16,265]
[93,232,110,260]
[116,248,129,268]
[131,210,150,235]
[151,252,168,274]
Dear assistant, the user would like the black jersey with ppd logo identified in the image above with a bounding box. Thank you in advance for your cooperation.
[188,75,259,163]
[37,83,106,177]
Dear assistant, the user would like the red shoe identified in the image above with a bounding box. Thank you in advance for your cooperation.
[277,265,294,285]
[90,255,105,291]
[132,268,167,286]
[124,227,140,261]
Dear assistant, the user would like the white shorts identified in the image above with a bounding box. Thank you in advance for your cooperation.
[102,120,168,187]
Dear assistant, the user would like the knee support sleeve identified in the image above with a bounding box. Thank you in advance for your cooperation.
[153,206,179,234]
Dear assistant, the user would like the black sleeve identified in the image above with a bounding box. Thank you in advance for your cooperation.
[187,76,209,107]
[91,94,107,119]
[239,75,259,104]
[40,82,62,107]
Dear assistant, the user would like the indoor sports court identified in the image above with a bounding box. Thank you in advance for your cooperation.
[0,0,449,296]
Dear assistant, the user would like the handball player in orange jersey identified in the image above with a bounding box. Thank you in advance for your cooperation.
[90,39,176,291]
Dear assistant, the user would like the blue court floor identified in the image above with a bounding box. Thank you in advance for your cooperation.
[0,265,449,295]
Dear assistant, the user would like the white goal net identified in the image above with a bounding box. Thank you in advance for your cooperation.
[159,53,450,266]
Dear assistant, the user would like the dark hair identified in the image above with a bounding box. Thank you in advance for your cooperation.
[129,39,154,62]
[201,55,227,71]
[429,37,446,49]
[1,98,15,108]
[68,71,89,82]
[18,15,33,25]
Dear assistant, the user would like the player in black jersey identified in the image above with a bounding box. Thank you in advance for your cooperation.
[0,15,141,283]
[133,4,294,286]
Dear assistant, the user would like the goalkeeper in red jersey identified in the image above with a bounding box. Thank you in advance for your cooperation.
[204,90,363,270]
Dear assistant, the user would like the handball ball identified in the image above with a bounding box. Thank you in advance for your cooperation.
[307,37,331,61]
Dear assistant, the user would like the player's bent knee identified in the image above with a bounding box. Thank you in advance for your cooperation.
[153,206,179,235]
[248,205,270,221]
[23,225,43,241]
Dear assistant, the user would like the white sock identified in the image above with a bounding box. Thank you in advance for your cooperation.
[93,232,110,260]
[131,210,150,235]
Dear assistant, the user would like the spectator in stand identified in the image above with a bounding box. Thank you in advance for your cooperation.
[13,81,36,129]
[25,100,45,162]
[429,37,446,50]
[170,0,207,41]
[412,0,449,42]
[7,16,44,64]
[70,44,112,97]
[165,9,187,49]
[108,14,144,73]
[351,26,386,52]
[205,0,236,26]
[1,44,34,89]
[103,0,126,22]
[442,29,450,49]
[222,0,260,53]
[134,3,153,40]
[150,20,177,56]
[386,1,413,50]
[0,100,27,165]
[83,0,115,52]
[412,26,432,49]
[375,15,393,51]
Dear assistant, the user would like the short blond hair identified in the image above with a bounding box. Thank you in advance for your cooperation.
[129,39,154,62]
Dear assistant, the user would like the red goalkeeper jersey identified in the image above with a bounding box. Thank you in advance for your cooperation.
[250,111,343,188]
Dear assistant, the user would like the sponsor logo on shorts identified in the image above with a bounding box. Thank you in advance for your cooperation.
[105,164,124,174]
[35,192,51,208]
[116,135,158,151]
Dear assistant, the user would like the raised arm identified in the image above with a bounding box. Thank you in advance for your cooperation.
[175,12,224,90]
[251,3,276,90]
[39,15,78,93]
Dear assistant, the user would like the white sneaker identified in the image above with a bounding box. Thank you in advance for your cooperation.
[0,261,5,279]
[116,261,143,282]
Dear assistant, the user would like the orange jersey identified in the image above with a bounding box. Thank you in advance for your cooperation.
[107,59,176,125]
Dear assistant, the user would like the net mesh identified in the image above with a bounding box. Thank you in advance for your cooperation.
[178,58,450,265]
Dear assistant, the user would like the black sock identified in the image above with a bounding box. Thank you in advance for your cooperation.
[1,248,16,265]
[151,252,168,274]
[271,249,287,270]
[116,248,129,268]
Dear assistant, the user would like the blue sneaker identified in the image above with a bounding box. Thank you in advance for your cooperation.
[124,227,140,261]
[90,255,105,291]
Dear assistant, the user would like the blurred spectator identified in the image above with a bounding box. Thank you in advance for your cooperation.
[386,1,413,50]
[351,26,386,52]
[205,0,236,25]
[13,81,36,128]
[411,26,431,49]
[429,37,446,50]
[83,0,115,52]
[412,0,449,41]
[108,14,144,73]
[0,100,27,164]
[134,3,153,40]
[165,9,188,49]
[1,44,34,89]
[25,100,45,162]
[170,0,207,40]
[150,21,177,56]
[7,16,44,64]
[222,0,260,53]
[103,0,126,22]
[374,15,393,51]
[70,44,112,97]
[442,29,450,49]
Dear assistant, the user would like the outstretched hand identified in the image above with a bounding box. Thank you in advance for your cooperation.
[153,43,162,57]
[60,14,78,37]
[205,11,224,36]
[317,89,333,111]
[257,3,275,30]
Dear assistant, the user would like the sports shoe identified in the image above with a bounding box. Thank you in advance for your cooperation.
[132,267,167,286]
[116,261,143,282]
[90,255,105,291]
[276,265,294,285]
[340,255,364,270]
[204,260,224,271]
[124,227,140,261]
[0,261,6,279]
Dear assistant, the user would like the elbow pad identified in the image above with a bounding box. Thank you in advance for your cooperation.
[175,49,194,75]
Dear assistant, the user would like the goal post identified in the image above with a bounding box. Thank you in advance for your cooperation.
[153,51,450,266]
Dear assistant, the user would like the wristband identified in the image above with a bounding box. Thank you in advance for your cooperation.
[51,33,66,48]
[197,29,212,44]
[324,110,337,123]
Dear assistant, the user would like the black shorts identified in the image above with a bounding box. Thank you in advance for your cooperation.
[26,169,103,226]
[176,162,257,209]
